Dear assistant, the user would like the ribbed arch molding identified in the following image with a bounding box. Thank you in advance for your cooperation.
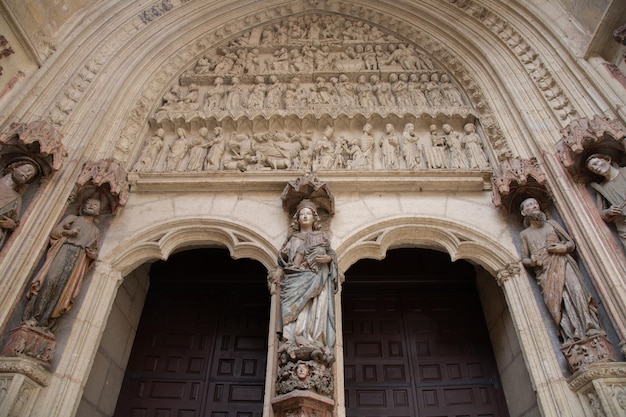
[103,218,277,277]
[336,216,518,277]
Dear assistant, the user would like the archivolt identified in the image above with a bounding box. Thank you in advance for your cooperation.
[335,216,518,277]
[102,217,277,277]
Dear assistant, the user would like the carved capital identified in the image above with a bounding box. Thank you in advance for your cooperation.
[0,356,51,387]
[0,324,56,370]
[491,156,550,214]
[561,333,618,374]
[73,159,129,215]
[495,262,520,287]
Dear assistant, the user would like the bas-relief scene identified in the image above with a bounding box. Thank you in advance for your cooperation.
[132,13,496,174]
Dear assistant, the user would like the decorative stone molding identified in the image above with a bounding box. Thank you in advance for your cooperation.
[447,0,577,123]
[556,115,626,177]
[0,357,50,387]
[0,357,50,417]
[568,362,626,417]
[72,159,129,215]
[0,120,67,177]
[0,325,56,369]
[271,389,335,417]
[561,334,617,374]
[495,262,520,287]
[491,156,550,214]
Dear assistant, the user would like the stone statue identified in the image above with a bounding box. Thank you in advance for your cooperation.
[166,128,189,172]
[204,77,225,112]
[134,128,164,172]
[352,123,375,170]
[443,124,469,169]
[401,123,421,170]
[278,199,337,365]
[586,154,626,250]
[204,127,226,170]
[427,124,447,169]
[461,123,490,169]
[314,126,336,171]
[186,127,210,171]
[0,160,40,250]
[23,198,101,329]
[519,198,601,342]
[380,123,399,170]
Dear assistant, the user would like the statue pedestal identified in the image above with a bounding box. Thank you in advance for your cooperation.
[560,333,616,373]
[568,362,626,416]
[0,356,50,416]
[271,390,335,417]
[1,323,56,368]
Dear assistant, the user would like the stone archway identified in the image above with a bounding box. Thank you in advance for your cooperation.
[334,216,581,417]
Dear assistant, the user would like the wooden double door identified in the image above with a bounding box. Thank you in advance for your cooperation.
[114,249,509,417]
[343,249,510,417]
[113,250,269,417]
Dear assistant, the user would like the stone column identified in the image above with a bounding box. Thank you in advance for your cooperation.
[29,263,122,417]
[495,263,583,417]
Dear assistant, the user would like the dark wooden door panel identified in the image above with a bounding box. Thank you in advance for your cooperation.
[114,279,269,417]
[344,287,510,417]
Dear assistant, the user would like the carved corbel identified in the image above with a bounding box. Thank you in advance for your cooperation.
[556,115,626,178]
[491,156,550,214]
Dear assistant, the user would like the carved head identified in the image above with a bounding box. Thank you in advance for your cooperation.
[81,198,101,217]
[520,198,545,223]
[291,199,321,231]
[8,160,40,186]
[586,153,613,178]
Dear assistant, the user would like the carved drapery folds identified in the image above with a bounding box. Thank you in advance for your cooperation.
[273,175,336,416]
[557,116,626,252]
[491,156,550,215]
[131,13,505,175]
[1,159,128,368]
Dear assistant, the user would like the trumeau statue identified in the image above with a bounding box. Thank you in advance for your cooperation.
[277,199,337,368]
[136,13,501,175]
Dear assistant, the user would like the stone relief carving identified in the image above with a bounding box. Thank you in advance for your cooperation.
[491,156,549,214]
[519,197,615,372]
[276,360,334,397]
[116,6,512,165]
[133,120,493,173]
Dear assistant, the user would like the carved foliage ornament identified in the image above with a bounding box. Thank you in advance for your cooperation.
[557,115,626,178]
[72,159,129,215]
[491,156,550,214]
[0,121,67,177]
